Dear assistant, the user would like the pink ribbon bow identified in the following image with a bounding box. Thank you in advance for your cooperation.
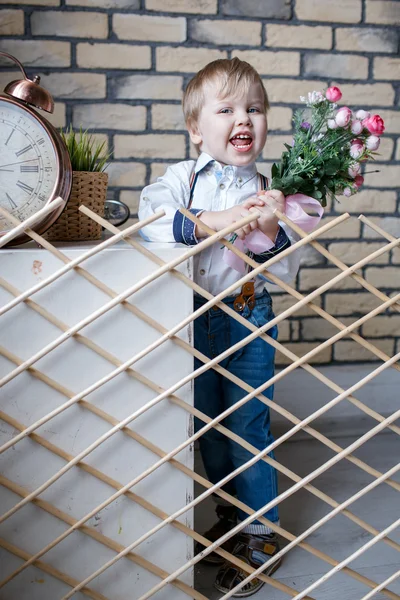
[223,193,324,273]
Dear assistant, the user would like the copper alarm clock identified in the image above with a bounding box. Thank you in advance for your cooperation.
[0,51,72,246]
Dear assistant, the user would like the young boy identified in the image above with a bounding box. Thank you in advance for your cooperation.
[139,58,300,596]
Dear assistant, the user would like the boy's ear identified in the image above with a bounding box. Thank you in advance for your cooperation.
[187,120,202,146]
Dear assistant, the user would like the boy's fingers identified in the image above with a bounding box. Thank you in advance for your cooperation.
[243,225,252,236]
[261,197,280,211]
[243,198,264,208]
[263,191,282,204]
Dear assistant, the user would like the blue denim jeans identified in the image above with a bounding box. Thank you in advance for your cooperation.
[194,290,279,524]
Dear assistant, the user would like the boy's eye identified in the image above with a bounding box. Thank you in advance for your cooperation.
[219,108,232,114]
[248,107,260,113]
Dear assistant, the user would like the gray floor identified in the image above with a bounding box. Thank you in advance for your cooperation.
[194,430,400,600]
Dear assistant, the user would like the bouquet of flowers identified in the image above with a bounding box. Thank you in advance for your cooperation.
[224,86,385,272]
[269,86,385,207]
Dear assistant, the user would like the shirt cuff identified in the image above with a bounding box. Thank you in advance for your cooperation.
[250,226,291,263]
[173,208,204,245]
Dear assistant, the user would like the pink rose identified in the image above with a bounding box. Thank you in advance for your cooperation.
[351,120,363,135]
[363,114,385,136]
[366,135,380,151]
[335,107,352,128]
[350,140,364,159]
[327,119,338,129]
[326,86,342,102]
[354,175,364,188]
[355,110,370,121]
[343,187,352,197]
[348,162,361,178]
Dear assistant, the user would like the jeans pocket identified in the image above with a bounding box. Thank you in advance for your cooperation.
[249,303,278,340]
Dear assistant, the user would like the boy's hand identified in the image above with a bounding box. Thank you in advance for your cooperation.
[196,191,285,241]
[197,204,258,240]
[250,190,286,241]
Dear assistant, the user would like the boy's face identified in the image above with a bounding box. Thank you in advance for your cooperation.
[188,80,268,167]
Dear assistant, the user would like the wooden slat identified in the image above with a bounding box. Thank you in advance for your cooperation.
[1,205,399,600]
[0,536,110,600]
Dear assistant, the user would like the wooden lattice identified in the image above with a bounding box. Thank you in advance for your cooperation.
[0,203,399,600]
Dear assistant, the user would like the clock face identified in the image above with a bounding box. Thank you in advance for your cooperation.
[0,97,59,233]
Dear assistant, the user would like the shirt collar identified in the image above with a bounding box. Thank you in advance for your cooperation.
[194,152,214,173]
[195,152,258,185]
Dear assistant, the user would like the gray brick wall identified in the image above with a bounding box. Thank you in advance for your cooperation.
[0,0,399,364]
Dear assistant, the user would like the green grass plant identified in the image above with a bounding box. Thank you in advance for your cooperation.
[61,126,110,172]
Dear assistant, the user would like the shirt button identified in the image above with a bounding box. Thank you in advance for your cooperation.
[238,177,242,183]
[219,183,225,190]
[199,269,206,275]
[143,196,149,202]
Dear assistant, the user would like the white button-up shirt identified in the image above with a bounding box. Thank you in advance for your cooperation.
[138,153,301,296]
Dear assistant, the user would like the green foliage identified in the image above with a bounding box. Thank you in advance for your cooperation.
[270,96,377,206]
[61,126,111,172]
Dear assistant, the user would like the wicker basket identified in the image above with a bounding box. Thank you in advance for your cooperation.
[44,171,108,242]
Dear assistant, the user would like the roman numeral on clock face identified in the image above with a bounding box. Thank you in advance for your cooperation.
[15,145,33,157]
[20,165,39,173]
[5,129,15,147]
[16,180,34,194]
[6,193,17,209]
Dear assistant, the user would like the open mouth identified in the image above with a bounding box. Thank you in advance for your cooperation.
[230,134,253,152]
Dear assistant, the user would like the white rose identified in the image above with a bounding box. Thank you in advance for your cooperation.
[355,110,370,121]
[351,120,363,135]
[366,135,380,151]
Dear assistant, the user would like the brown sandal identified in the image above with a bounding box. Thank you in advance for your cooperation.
[195,505,238,565]
[214,533,281,597]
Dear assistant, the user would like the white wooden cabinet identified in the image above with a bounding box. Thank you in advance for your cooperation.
[0,240,194,600]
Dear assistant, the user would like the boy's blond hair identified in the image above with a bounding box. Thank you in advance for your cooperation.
[183,57,270,129]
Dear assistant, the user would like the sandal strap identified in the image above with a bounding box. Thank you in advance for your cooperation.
[215,554,264,597]
[237,533,277,556]
[237,534,265,552]
[215,555,252,590]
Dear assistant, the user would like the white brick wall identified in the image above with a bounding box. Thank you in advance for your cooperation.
[0,0,398,364]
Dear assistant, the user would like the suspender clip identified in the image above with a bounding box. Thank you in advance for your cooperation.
[233,281,255,312]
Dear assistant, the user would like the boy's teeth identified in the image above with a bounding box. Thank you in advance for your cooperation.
[231,135,252,148]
